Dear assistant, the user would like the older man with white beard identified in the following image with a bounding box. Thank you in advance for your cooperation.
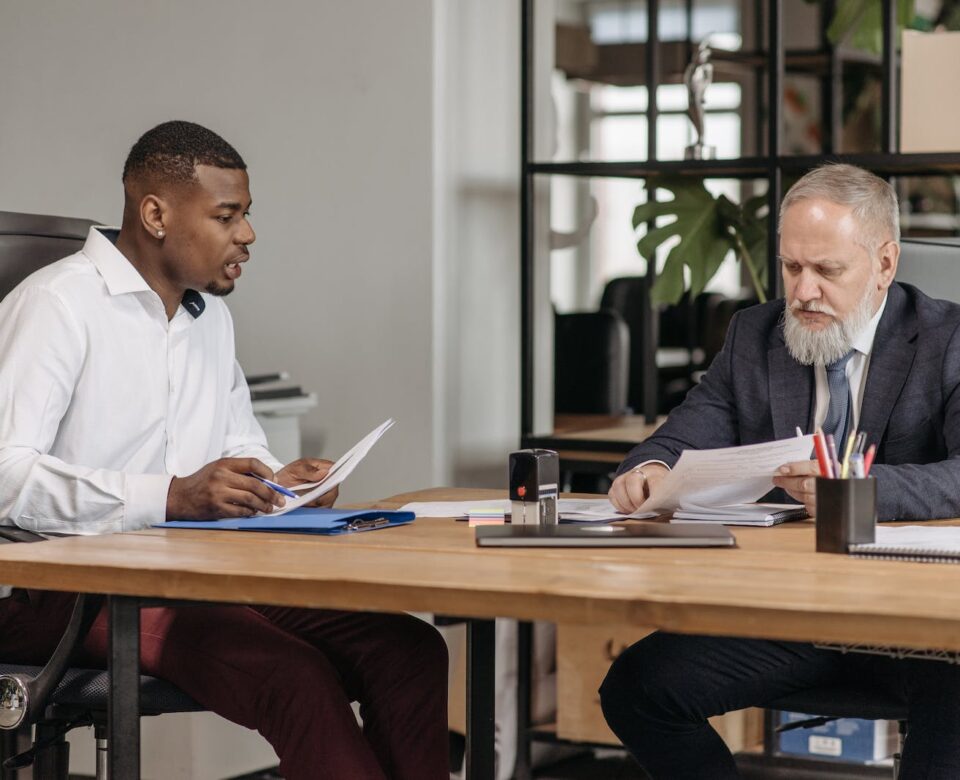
[599,163,960,780]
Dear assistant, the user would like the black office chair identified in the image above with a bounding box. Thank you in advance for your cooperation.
[599,279,727,414]
[0,211,202,780]
[554,310,630,416]
[553,310,629,493]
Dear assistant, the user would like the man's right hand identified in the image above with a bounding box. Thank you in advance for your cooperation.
[609,463,670,513]
[166,458,286,521]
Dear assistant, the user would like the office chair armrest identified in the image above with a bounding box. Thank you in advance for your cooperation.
[1,587,104,729]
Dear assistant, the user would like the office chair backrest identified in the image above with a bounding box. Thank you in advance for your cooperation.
[0,211,97,301]
[896,237,960,302]
[598,277,647,413]
[554,310,630,414]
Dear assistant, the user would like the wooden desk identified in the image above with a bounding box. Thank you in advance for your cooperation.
[4,488,960,776]
[524,414,665,471]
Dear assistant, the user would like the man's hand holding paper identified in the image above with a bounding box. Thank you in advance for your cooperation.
[772,459,821,516]
[610,435,815,514]
[609,463,670,513]
[275,458,339,508]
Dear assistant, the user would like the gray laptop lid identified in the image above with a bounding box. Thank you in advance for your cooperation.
[475,522,736,548]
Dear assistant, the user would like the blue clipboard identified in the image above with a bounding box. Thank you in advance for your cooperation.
[157,507,415,535]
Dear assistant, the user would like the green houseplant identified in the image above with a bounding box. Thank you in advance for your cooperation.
[632,178,769,306]
[821,0,917,53]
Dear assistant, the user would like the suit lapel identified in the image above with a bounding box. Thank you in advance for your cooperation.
[769,337,815,439]
[858,285,917,442]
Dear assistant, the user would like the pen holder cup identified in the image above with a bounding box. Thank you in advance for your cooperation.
[815,477,877,553]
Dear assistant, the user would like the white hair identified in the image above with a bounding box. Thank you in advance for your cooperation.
[779,163,900,250]
[783,285,876,366]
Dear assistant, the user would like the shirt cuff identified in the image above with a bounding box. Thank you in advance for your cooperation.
[632,460,670,472]
[124,473,174,530]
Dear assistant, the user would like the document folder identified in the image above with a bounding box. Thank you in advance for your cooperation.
[475,522,735,548]
[159,507,415,535]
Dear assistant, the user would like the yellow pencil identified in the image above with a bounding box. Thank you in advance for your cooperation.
[840,429,857,478]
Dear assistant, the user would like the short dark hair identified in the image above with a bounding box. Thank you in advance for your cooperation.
[122,120,246,187]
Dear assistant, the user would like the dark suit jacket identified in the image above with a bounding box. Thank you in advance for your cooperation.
[618,282,960,520]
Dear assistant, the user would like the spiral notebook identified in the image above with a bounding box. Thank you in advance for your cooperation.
[849,525,960,563]
[671,502,808,527]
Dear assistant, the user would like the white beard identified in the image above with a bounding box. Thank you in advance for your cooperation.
[783,285,876,366]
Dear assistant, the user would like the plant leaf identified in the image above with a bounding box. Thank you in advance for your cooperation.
[632,179,736,305]
[827,0,869,44]
[827,0,918,52]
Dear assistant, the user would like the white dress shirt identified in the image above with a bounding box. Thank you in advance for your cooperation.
[812,294,887,432]
[0,227,281,546]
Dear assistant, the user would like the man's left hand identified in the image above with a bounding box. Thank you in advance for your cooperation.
[772,459,821,516]
[275,458,339,508]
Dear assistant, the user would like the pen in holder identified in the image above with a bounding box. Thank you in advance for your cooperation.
[815,477,877,553]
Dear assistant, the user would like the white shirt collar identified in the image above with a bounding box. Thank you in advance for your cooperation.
[82,227,206,319]
[851,293,888,357]
[82,227,153,297]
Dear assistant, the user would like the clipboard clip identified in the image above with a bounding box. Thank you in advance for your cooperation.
[347,517,391,531]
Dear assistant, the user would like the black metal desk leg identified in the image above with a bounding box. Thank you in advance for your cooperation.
[514,620,533,780]
[466,618,496,780]
[108,595,140,779]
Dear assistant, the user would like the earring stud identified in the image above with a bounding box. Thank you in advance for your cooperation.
[157,230,165,239]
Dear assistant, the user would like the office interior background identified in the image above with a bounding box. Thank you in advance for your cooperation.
[3,0,960,775]
[3,0,958,502]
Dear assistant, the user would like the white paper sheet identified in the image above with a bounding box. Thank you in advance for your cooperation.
[557,498,656,521]
[399,498,654,522]
[872,526,960,549]
[262,418,395,516]
[637,435,815,514]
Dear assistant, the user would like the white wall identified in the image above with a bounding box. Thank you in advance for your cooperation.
[0,0,448,502]
[434,0,522,486]
[0,1,525,502]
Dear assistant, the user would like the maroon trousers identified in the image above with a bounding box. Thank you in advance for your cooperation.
[0,590,448,780]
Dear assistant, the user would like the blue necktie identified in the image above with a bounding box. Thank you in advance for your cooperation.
[822,350,856,451]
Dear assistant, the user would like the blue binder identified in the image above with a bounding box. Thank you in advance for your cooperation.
[158,507,415,535]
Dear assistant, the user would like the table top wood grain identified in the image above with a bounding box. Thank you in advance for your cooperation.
[3,487,960,651]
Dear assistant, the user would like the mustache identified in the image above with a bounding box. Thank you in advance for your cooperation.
[788,300,838,317]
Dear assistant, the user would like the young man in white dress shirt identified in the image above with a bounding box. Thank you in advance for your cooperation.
[0,121,448,780]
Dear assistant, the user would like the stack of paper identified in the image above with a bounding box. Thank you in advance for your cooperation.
[557,499,656,522]
[851,526,960,562]
[467,507,506,527]
[672,503,807,527]
[398,498,654,523]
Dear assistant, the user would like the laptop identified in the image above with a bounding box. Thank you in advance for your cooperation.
[475,522,736,548]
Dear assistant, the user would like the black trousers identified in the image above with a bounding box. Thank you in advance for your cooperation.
[599,632,960,779]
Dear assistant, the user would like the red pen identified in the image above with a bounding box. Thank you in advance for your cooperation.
[863,443,877,476]
[812,429,833,478]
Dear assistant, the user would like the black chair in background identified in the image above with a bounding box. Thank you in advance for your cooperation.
[597,277,649,415]
[599,277,737,415]
[554,310,630,416]
[553,310,629,492]
[0,211,101,301]
[0,211,203,780]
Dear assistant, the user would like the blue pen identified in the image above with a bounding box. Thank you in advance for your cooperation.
[849,453,866,479]
[247,473,297,498]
